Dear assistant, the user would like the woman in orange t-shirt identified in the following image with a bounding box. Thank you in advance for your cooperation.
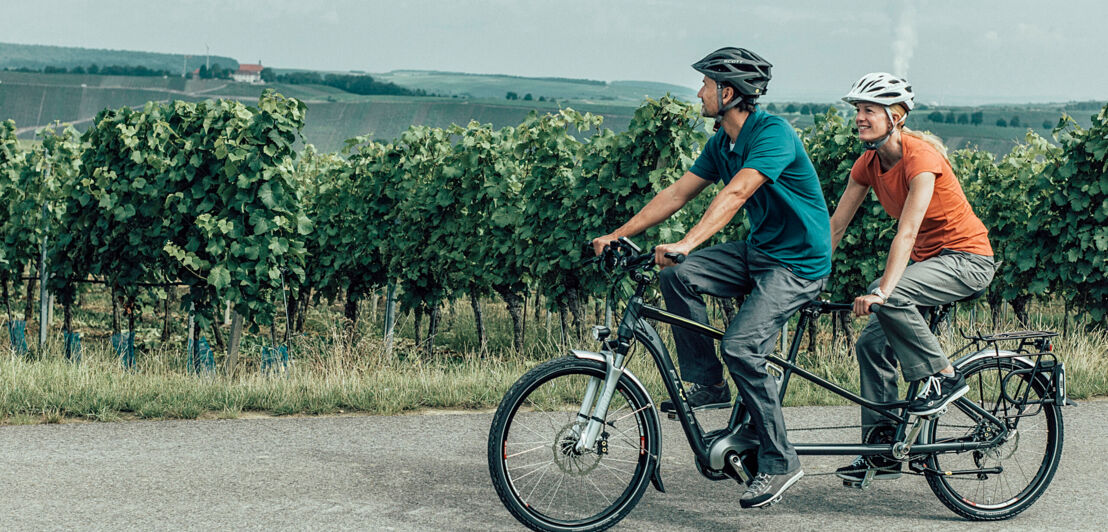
[828,73,997,483]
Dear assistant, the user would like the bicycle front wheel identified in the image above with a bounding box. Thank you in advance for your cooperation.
[924,356,1063,520]
[488,356,660,532]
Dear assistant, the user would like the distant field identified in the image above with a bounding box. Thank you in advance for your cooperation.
[374,70,698,104]
[766,102,1100,155]
[0,71,641,151]
[2,69,1102,155]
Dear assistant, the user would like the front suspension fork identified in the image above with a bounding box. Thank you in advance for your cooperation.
[574,353,625,452]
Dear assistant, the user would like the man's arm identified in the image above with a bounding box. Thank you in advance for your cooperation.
[654,168,768,265]
[592,171,713,255]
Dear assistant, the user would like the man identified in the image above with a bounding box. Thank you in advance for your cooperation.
[591,47,831,508]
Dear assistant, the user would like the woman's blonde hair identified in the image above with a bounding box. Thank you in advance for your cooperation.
[889,102,949,160]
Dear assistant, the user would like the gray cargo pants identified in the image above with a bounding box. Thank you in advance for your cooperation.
[659,242,826,475]
[857,249,995,435]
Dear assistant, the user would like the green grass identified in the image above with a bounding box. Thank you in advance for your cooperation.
[2,286,1105,425]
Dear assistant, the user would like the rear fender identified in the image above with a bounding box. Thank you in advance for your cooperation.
[953,348,1067,405]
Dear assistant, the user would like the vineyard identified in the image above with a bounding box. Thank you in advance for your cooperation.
[1,92,1107,419]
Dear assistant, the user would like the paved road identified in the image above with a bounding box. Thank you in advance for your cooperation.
[1,400,1105,531]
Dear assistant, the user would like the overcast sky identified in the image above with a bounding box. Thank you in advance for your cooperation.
[2,0,1106,105]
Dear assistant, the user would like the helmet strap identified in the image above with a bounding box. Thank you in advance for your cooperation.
[713,84,745,120]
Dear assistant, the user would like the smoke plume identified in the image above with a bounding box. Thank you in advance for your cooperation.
[892,0,917,77]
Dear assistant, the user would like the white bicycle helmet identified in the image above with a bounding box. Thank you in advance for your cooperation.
[842,72,915,149]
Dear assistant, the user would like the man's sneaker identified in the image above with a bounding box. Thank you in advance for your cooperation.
[739,469,804,508]
[835,455,903,484]
[659,382,730,414]
[908,370,969,416]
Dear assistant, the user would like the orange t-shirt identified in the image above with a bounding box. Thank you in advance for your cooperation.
[850,134,992,262]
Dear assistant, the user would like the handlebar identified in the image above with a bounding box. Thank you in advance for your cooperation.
[584,238,685,274]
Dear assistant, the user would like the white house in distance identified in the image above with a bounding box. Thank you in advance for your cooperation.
[233,63,264,84]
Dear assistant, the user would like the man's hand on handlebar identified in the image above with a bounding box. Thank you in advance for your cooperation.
[591,234,620,257]
[654,242,691,269]
[853,294,883,316]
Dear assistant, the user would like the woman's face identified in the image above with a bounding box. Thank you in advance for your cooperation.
[854,102,893,142]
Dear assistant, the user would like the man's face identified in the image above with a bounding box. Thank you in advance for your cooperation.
[697,75,719,117]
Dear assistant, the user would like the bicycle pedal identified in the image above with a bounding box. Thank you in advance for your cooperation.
[843,468,876,490]
[666,412,677,420]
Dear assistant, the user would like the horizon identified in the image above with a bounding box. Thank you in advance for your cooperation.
[2,1,1108,106]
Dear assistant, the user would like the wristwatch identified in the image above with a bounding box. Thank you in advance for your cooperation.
[870,287,888,303]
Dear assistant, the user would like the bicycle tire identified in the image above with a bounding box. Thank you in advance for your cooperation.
[488,356,660,532]
[923,356,1063,520]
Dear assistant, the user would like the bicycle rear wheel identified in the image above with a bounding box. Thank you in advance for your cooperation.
[488,356,659,532]
[924,356,1063,520]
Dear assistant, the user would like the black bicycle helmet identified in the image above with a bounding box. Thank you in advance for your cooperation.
[693,47,772,97]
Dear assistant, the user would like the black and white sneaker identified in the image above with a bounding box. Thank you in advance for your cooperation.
[659,382,731,414]
[835,455,903,483]
[739,469,804,508]
[908,370,969,416]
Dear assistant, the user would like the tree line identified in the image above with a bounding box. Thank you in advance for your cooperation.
[262,70,427,97]
[1,96,1106,363]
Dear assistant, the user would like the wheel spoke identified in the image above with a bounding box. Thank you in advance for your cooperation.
[490,359,656,529]
[926,359,1061,519]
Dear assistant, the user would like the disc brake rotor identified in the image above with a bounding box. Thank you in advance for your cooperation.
[552,422,602,475]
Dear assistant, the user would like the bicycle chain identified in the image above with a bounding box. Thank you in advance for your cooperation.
[787,424,861,432]
[803,466,925,477]
[784,423,930,478]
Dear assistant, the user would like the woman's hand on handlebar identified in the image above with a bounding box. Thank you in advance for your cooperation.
[654,242,690,269]
[853,294,884,316]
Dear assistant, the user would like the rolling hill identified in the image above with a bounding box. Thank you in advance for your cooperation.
[0,42,238,75]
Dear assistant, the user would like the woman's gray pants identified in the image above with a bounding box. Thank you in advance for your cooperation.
[659,242,825,475]
[856,249,995,436]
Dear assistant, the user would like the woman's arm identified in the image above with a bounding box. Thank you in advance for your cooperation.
[854,172,936,316]
[829,178,871,254]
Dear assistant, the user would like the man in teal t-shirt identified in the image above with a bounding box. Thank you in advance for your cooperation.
[592,47,830,509]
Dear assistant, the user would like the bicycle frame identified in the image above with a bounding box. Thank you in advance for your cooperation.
[574,272,1015,482]
[641,300,1008,459]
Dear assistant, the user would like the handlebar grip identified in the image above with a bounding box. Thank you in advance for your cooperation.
[663,252,686,264]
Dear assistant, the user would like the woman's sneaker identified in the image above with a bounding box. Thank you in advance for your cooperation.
[659,382,730,413]
[908,370,969,416]
[835,455,903,484]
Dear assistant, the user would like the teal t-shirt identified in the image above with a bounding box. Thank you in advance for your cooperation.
[689,109,832,279]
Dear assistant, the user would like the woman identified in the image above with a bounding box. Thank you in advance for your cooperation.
[828,73,996,483]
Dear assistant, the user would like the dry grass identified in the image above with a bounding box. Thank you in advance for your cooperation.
[1,291,1104,425]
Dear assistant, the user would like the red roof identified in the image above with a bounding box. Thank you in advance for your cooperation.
[236,64,264,74]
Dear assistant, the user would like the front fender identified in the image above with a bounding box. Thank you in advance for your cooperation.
[571,349,666,492]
